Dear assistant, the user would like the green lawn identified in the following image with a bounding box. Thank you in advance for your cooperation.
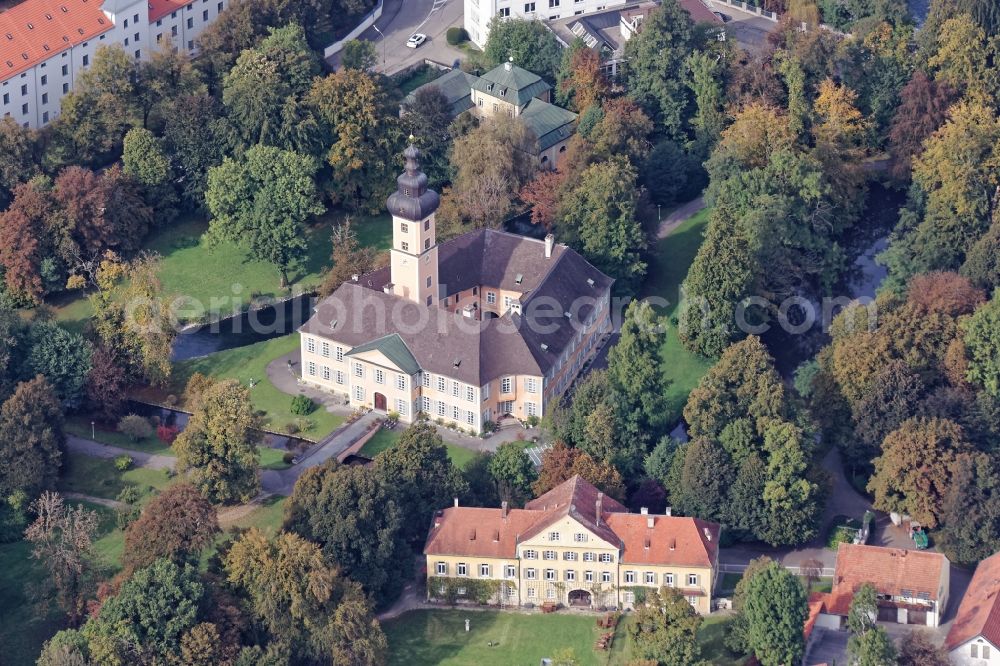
[642,208,716,424]
[58,451,176,503]
[227,495,287,537]
[65,415,175,456]
[383,609,614,666]
[610,612,747,665]
[0,500,123,666]
[357,427,481,469]
[52,210,393,329]
[175,334,344,440]
[395,65,445,95]
[259,447,292,470]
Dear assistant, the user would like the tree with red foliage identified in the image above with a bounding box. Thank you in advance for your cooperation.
[557,46,609,113]
[533,440,625,500]
[887,70,957,181]
[519,170,567,230]
[85,345,128,423]
[0,180,55,301]
[906,271,985,317]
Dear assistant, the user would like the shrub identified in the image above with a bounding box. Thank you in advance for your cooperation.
[282,452,296,464]
[290,395,317,415]
[156,423,180,444]
[446,27,468,45]
[295,417,315,432]
[482,420,497,434]
[386,410,400,424]
[526,415,540,427]
[284,421,300,435]
[114,455,134,471]
[118,414,153,442]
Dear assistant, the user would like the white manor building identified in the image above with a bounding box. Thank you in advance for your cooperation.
[0,0,227,128]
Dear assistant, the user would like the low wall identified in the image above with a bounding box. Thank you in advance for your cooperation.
[323,0,384,59]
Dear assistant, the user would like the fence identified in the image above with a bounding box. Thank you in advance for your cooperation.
[719,562,836,577]
[323,0,384,59]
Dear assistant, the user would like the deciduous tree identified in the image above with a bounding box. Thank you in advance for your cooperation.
[887,70,956,181]
[483,18,563,82]
[622,0,695,140]
[868,417,971,527]
[25,492,99,625]
[284,462,408,606]
[206,144,324,287]
[627,589,706,666]
[938,452,1000,564]
[964,292,1000,397]
[0,376,64,498]
[225,528,386,664]
[173,379,261,504]
[743,561,807,666]
[488,443,538,506]
[123,483,220,573]
[0,117,37,208]
[319,219,381,297]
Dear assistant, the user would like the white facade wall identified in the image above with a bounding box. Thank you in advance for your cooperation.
[1,0,226,129]
[464,0,627,48]
[952,638,1000,666]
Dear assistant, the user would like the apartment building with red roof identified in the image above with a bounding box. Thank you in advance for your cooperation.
[1,0,227,127]
[423,475,721,612]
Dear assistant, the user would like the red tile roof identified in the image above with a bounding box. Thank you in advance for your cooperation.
[827,544,948,615]
[946,551,1000,651]
[604,512,719,568]
[805,592,830,640]
[0,0,113,81]
[424,475,721,568]
[148,0,190,23]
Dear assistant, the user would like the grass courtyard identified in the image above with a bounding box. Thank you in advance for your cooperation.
[51,210,393,331]
[642,208,716,424]
[358,427,480,469]
[174,334,344,440]
[384,609,748,666]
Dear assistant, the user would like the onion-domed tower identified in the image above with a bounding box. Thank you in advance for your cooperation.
[386,141,440,305]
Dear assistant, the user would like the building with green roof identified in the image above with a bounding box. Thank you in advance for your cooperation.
[405,59,577,169]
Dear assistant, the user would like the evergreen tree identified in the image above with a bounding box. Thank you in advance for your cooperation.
[743,562,808,666]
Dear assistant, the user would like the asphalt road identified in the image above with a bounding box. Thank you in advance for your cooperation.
[327,0,464,74]
[707,0,779,53]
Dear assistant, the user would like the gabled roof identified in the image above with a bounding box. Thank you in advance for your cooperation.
[424,476,722,568]
[946,551,1000,651]
[604,513,719,568]
[344,333,420,375]
[826,544,949,616]
[0,0,113,82]
[404,68,479,117]
[473,62,551,107]
[519,99,577,151]
[522,475,626,547]
[302,228,613,385]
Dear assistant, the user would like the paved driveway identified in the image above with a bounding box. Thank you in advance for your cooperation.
[328,0,464,74]
[707,0,779,53]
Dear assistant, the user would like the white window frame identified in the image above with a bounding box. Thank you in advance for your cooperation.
[336,346,344,361]
[397,374,406,390]
[501,376,512,394]
[664,573,674,587]
[375,369,385,384]
[688,573,699,587]
[548,532,559,542]
[644,572,656,584]
[479,563,490,577]
[505,565,516,578]
[565,570,575,582]
[525,568,536,580]
[307,361,316,376]
[544,569,556,581]
[583,552,595,562]
[601,571,612,583]
[457,563,468,577]
[353,363,363,378]
[584,571,594,582]
[423,373,431,388]
[437,376,446,392]
[624,571,635,584]
[321,342,330,357]
[523,550,537,560]
[336,370,345,385]
[436,562,447,576]
[395,398,408,415]
[487,291,496,304]
[306,337,315,353]
[599,553,613,563]
[353,385,364,401]
[543,550,556,561]
[466,386,475,402]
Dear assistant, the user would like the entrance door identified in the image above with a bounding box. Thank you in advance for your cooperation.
[374,392,387,411]
[568,590,592,607]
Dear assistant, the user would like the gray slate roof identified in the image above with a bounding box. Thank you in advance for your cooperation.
[472,63,552,107]
[519,99,578,151]
[404,68,479,117]
[301,229,613,385]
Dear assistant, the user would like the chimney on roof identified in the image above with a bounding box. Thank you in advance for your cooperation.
[352,274,359,281]
[640,507,648,515]
[596,492,603,527]
[704,527,712,542]
[647,517,655,529]
[468,529,476,540]
[502,501,508,518]
[383,283,393,294]
[665,506,672,516]
[505,56,513,71]
[454,497,459,508]
[669,538,676,551]
[544,234,554,258]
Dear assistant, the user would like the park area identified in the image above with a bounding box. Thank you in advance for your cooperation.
[383,609,747,666]
[643,208,716,423]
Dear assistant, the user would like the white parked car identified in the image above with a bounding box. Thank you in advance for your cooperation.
[406,33,427,48]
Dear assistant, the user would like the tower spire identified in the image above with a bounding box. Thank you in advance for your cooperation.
[386,141,439,221]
